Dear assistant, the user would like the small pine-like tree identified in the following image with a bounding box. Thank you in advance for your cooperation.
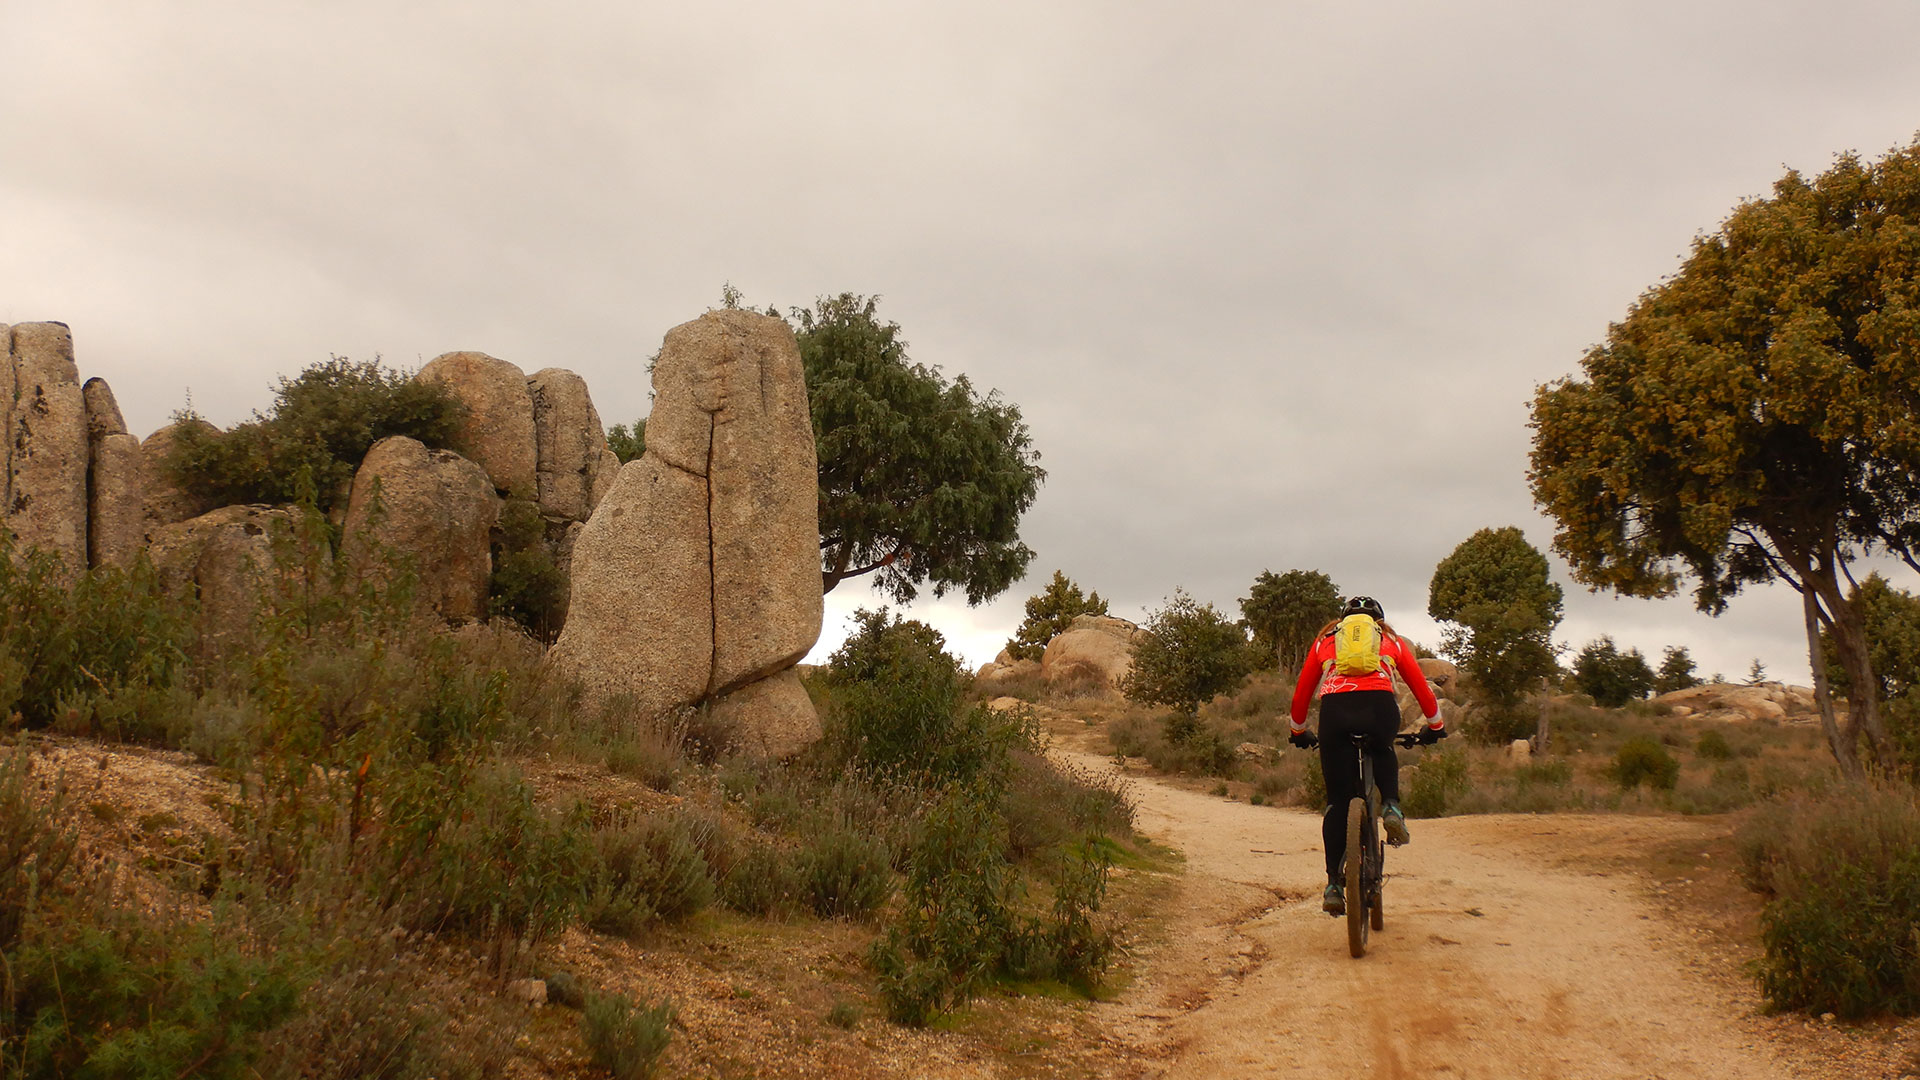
[1569,636,1656,707]
[1653,645,1701,694]
[1005,571,1108,662]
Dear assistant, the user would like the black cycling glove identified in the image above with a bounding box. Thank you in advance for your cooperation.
[1414,726,1447,745]
[1288,731,1319,750]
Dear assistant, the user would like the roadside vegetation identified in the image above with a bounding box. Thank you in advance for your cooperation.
[0,508,1139,1071]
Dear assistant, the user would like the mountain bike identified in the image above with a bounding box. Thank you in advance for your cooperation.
[1299,730,1425,958]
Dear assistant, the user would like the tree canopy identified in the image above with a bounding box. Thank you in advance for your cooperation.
[1238,569,1342,675]
[1568,636,1655,708]
[1428,526,1564,736]
[1654,646,1702,695]
[1528,142,1920,776]
[1004,570,1107,662]
[793,294,1044,605]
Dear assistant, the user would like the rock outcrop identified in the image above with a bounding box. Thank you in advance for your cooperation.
[341,436,500,621]
[1040,614,1144,691]
[82,378,143,569]
[553,310,822,756]
[7,323,89,570]
[148,505,296,639]
[417,352,538,499]
[528,368,614,522]
[1651,682,1815,722]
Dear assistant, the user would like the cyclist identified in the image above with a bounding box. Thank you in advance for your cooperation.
[1287,595,1445,916]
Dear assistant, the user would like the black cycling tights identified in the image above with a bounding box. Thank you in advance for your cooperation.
[1317,690,1401,884]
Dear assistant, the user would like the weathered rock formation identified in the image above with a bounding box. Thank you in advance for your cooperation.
[148,504,296,639]
[1651,681,1816,723]
[341,436,500,621]
[552,310,822,756]
[1040,614,1145,691]
[7,323,89,570]
[82,378,144,569]
[528,368,614,523]
[417,351,539,499]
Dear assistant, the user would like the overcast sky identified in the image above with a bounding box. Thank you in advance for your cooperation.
[7,1,1920,684]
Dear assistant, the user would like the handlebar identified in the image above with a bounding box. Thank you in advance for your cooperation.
[1288,730,1447,750]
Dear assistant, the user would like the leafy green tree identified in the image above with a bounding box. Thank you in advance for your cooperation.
[1569,636,1656,707]
[1122,590,1254,734]
[1822,574,1920,773]
[1005,571,1108,662]
[1238,568,1342,675]
[1654,646,1702,694]
[606,420,645,464]
[1428,527,1564,738]
[168,357,466,515]
[796,294,1044,604]
[1527,144,1920,777]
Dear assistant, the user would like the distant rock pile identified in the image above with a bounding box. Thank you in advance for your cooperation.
[1651,681,1819,722]
[552,310,823,758]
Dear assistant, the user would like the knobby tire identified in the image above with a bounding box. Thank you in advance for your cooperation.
[1346,796,1367,958]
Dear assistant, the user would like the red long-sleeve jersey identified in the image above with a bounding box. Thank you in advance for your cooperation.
[1288,630,1440,733]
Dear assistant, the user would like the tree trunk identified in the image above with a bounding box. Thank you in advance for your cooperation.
[1822,583,1895,770]
[1534,686,1551,755]
[1802,583,1862,779]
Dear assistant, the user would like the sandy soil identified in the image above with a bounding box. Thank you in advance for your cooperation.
[1064,748,1813,1080]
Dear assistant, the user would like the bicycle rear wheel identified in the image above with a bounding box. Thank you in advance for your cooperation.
[1345,797,1367,957]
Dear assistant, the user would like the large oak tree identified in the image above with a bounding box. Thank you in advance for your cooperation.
[793,294,1044,605]
[1529,143,1920,777]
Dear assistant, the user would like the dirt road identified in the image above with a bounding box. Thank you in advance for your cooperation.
[1070,751,1796,1080]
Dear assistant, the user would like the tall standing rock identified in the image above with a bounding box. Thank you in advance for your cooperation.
[416,352,537,499]
[527,367,611,522]
[341,436,500,622]
[82,378,144,570]
[7,323,89,571]
[553,310,823,755]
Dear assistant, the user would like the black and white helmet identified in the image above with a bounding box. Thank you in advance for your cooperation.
[1342,595,1385,621]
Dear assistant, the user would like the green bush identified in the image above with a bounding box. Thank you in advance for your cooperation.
[0,751,76,951]
[1122,589,1255,718]
[1695,729,1734,760]
[586,813,715,936]
[1737,784,1920,1017]
[167,356,466,515]
[798,827,893,920]
[825,609,1036,784]
[1005,570,1108,662]
[488,498,567,641]
[720,841,804,917]
[581,992,675,1080]
[1612,737,1680,791]
[1401,748,1471,818]
[0,542,194,735]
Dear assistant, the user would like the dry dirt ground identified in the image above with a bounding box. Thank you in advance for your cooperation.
[1050,725,1919,1080]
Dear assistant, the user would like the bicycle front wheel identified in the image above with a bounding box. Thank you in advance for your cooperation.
[1345,796,1367,958]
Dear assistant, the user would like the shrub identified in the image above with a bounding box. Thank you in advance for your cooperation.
[167,356,466,515]
[1122,590,1255,718]
[1401,748,1470,817]
[581,992,675,1080]
[720,841,804,917]
[586,813,715,936]
[1738,784,1920,1017]
[1612,737,1680,791]
[798,827,893,920]
[487,498,567,641]
[825,608,1035,784]
[0,750,76,950]
[826,999,862,1029]
[1695,729,1734,760]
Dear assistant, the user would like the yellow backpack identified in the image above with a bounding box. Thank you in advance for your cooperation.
[1331,614,1384,676]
